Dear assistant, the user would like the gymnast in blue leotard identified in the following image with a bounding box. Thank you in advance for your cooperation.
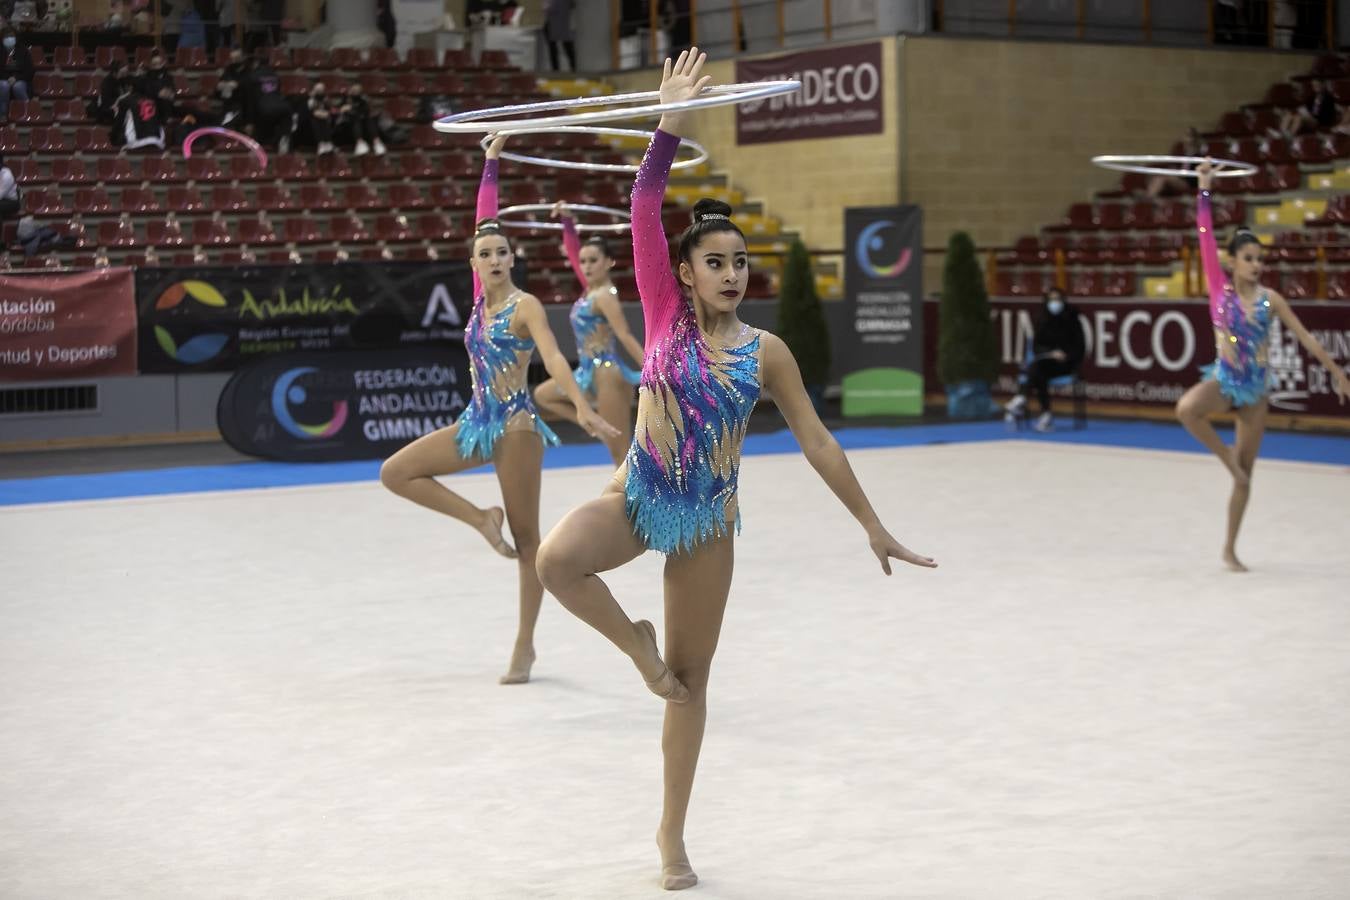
[1175,159,1350,571]
[379,134,619,685]
[533,203,645,466]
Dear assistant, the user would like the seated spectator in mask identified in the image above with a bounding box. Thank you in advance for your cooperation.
[301,80,335,155]
[93,60,134,125]
[214,46,247,126]
[0,26,35,121]
[137,50,178,122]
[1004,287,1085,432]
[242,55,294,150]
[336,82,386,156]
[116,83,166,151]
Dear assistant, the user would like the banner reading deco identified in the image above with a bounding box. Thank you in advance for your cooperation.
[217,347,472,462]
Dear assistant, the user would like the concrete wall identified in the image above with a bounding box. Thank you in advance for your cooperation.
[898,36,1312,290]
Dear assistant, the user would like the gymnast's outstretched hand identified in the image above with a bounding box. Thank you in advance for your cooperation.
[868,526,938,576]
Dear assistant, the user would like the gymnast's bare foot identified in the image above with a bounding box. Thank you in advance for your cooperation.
[634,620,689,704]
[657,831,698,890]
[1222,547,1249,573]
[499,645,535,684]
[477,507,517,559]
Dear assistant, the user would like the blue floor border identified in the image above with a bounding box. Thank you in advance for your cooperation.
[1,420,1345,508]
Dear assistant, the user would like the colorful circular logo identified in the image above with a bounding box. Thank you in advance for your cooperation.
[271,367,349,439]
[151,280,230,364]
[856,220,913,279]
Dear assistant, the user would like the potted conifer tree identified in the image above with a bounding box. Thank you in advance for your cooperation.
[937,231,999,418]
[776,238,832,414]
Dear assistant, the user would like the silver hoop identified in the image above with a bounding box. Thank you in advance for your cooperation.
[497,203,632,233]
[480,127,708,173]
[1091,155,1259,178]
[435,80,801,133]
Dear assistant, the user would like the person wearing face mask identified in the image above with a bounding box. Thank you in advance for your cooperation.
[93,61,132,125]
[304,80,335,155]
[1003,287,1085,432]
[1175,159,1350,572]
[243,56,294,150]
[214,47,247,125]
[336,82,385,156]
[0,28,35,122]
[137,50,178,122]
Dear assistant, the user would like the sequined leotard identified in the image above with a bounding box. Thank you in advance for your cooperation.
[624,129,761,555]
[453,158,559,460]
[560,215,642,395]
[1196,189,1272,408]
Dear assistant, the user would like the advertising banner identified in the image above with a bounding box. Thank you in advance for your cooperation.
[735,42,884,144]
[921,297,1350,418]
[217,347,472,462]
[842,206,924,416]
[0,268,138,382]
[136,262,473,373]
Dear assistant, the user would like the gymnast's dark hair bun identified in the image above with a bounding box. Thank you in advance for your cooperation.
[1227,227,1262,255]
[472,217,512,250]
[678,198,744,263]
[691,198,734,224]
[582,234,613,258]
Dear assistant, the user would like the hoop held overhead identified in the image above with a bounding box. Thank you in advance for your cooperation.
[1091,155,1258,178]
[479,127,709,173]
[435,80,801,133]
[496,203,632,233]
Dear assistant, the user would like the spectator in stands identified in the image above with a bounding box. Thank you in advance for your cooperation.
[303,80,336,155]
[1147,127,1202,198]
[92,59,133,125]
[0,153,20,220]
[337,81,385,156]
[1272,78,1336,138]
[544,0,575,72]
[376,0,396,48]
[241,53,294,150]
[1003,287,1085,432]
[214,46,247,125]
[137,48,177,122]
[16,214,75,259]
[0,27,35,122]
[115,79,166,151]
[194,0,219,53]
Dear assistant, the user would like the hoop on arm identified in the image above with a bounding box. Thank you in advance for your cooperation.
[497,203,632,234]
[479,127,709,173]
[434,80,801,133]
[1091,155,1259,178]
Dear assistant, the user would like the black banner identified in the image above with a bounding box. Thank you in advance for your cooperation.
[136,262,473,373]
[842,206,924,416]
[217,347,472,462]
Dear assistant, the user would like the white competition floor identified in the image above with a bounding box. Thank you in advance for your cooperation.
[2,441,1348,899]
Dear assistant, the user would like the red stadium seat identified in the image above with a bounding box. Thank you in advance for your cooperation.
[73,126,113,153]
[1068,270,1104,297]
[284,217,325,243]
[93,46,126,69]
[238,218,280,244]
[74,187,114,214]
[1280,269,1317,299]
[146,216,188,247]
[406,48,440,70]
[23,188,64,215]
[344,183,384,210]
[415,212,457,241]
[210,185,250,212]
[1093,204,1128,230]
[327,213,370,242]
[427,182,466,209]
[356,155,399,180]
[256,183,300,210]
[1327,270,1350,299]
[1009,271,1045,296]
[97,217,141,248]
[96,156,136,183]
[1102,271,1137,297]
[9,100,51,124]
[230,155,268,181]
[166,185,207,212]
[193,215,235,246]
[119,187,160,213]
[314,153,355,180]
[374,214,414,242]
[186,157,226,181]
[1291,134,1332,164]
[175,46,210,69]
[299,183,340,210]
[358,73,394,96]
[400,151,438,178]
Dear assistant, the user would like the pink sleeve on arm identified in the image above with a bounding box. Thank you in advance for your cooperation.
[631,129,685,349]
[1196,189,1231,333]
[471,158,499,299]
[561,215,586,289]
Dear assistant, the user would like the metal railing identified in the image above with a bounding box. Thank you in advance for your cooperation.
[933,0,1335,50]
[610,0,879,69]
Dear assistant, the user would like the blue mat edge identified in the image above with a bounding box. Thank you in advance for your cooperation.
[1,420,1345,507]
